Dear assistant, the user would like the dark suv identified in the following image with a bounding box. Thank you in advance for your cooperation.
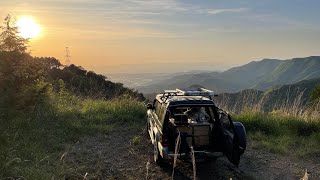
[146,88,246,166]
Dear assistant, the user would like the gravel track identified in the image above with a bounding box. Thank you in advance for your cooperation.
[62,127,319,179]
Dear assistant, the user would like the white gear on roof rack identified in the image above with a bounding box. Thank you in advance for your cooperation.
[163,88,216,97]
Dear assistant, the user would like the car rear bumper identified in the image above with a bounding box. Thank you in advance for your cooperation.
[159,144,223,160]
[167,151,223,158]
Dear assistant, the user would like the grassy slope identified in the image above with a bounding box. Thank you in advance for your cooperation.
[234,111,320,157]
[1,90,319,179]
[0,93,146,179]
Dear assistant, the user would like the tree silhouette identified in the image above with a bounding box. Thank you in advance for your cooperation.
[0,14,145,109]
[0,14,28,53]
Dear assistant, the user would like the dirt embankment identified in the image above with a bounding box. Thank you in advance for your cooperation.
[61,127,319,179]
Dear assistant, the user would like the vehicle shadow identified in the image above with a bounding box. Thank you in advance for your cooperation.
[155,155,253,180]
[156,159,192,180]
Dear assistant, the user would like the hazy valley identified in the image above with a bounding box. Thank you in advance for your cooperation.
[122,56,320,95]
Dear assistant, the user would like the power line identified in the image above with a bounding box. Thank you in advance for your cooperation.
[65,47,71,66]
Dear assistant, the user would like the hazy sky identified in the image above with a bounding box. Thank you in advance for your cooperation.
[1,0,320,73]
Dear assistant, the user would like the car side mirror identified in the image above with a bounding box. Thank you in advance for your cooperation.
[146,103,154,110]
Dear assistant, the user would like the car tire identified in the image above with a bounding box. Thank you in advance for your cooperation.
[233,122,246,155]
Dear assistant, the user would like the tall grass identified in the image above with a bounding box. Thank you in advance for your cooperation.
[217,90,320,156]
[0,92,146,179]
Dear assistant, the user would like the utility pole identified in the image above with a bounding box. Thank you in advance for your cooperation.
[65,47,71,66]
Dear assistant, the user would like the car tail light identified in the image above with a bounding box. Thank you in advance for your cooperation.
[161,134,168,147]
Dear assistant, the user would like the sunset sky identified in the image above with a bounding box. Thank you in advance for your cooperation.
[1,0,320,73]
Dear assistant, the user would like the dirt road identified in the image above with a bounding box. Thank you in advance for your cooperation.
[62,127,319,179]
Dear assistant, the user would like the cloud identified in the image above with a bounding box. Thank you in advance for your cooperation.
[0,1,252,40]
[208,8,248,15]
[48,25,181,40]
[125,0,187,12]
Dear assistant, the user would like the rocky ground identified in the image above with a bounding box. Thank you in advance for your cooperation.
[61,127,319,179]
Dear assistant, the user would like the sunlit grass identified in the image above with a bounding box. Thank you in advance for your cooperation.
[0,93,146,179]
[234,110,320,157]
[218,88,320,157]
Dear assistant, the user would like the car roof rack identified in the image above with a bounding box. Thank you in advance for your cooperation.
[160,88,217,101]
[176,88,215,96]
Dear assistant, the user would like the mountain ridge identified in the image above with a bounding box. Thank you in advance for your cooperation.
[139,56,320,94]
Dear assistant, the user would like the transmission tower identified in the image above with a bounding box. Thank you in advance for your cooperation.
[65,47,71,66]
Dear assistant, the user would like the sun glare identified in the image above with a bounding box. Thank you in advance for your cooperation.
[16,16,41,39]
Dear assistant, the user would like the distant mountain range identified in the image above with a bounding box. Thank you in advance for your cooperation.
[214,77,320,112]
[138,56,320,94]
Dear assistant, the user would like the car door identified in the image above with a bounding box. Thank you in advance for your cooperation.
[148,100,162,144]
[147,108,155,143]
[219,113,241,166]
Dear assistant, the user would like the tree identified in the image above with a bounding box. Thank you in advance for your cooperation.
[34,57,62,69]
[0,14,28,53]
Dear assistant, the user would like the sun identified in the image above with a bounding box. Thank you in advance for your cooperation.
[16,16,41,39]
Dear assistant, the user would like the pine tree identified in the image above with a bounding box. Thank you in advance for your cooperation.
[0,14,28,53]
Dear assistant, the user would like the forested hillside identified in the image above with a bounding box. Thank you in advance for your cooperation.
[0,15,144,113]
[252,56,320,90]
[0,15,146,179]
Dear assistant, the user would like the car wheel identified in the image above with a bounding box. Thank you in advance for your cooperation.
[233,122,247,155]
